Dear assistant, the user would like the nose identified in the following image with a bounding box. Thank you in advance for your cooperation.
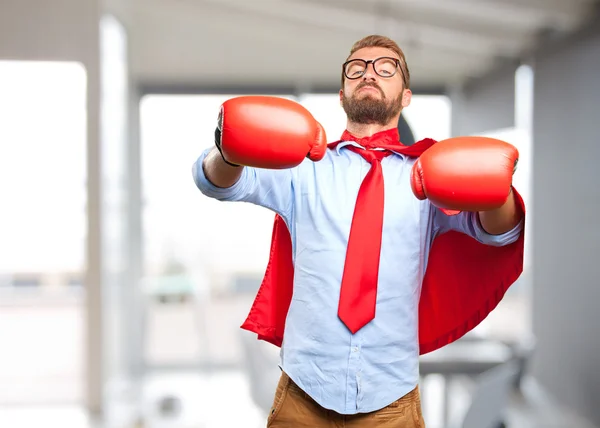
[362,62,378,81]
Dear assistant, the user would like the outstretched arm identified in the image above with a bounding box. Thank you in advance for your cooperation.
[478,188,523,235]
[202,146,243,189]
[413,135,524,243]
[193,95,328,219]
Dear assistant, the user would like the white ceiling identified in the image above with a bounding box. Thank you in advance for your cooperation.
[108,0,599,93]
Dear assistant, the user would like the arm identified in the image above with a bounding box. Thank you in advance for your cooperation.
[192,95,327,212]
[413,136,524,245]
[478,187,523,235]
[433,204,522,247]
[192,147,294,215]
[202,146,243,189]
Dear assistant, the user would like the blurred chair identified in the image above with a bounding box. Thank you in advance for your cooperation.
[454,359,521,428]
[507,335,536,391]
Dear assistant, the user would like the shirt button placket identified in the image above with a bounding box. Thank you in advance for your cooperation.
[347,336,362,412]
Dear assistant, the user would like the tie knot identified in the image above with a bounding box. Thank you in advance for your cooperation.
[346,145,391,163]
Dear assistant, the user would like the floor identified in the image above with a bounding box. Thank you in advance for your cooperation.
[3,288,595,428]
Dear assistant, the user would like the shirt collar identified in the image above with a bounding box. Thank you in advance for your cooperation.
[328,128,406,157]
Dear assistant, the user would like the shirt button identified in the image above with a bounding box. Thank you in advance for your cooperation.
[352,347,359,353]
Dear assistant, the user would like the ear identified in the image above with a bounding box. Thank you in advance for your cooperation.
[339,89,344,107]
[402,89,412,108]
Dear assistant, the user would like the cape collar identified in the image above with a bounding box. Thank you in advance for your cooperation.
[329,128,437,157]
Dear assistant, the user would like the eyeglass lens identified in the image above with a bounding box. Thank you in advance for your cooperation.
[345,58,398,79]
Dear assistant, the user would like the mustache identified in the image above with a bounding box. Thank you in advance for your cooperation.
[355,82,384,97]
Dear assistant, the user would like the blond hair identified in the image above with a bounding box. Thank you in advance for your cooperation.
[341,35,410,89]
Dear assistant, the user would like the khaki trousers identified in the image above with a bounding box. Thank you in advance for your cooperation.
[267,372,426,427]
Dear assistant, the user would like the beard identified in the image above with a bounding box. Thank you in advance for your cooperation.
[342,83,403,126]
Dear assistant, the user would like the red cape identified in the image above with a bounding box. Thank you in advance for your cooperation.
[240,139,525,355]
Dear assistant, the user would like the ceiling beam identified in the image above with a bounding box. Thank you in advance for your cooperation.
[194,0,523,58]
[320,0,595,31]
[391,0,592,31]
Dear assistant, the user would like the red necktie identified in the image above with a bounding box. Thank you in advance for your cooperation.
[337,146,392,333]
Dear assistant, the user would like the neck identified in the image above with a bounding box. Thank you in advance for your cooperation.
[345,119,400,138]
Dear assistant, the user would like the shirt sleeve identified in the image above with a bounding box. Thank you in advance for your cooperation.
[432,206,523,247]
[192,148,294,221]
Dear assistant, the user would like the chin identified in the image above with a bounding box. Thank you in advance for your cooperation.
[356,92,380,100]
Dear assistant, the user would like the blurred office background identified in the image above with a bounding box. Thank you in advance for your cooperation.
[0,1,599,427]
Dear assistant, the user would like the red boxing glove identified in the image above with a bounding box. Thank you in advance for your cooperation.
[411,136,518,211]
[216,96,327,169]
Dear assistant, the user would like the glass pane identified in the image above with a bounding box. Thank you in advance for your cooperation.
[401,95,452,141]
[139,94,291,368]
[297,93,348,141]
[0,60,87,404]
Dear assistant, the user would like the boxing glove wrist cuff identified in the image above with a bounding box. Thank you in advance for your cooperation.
[214,126,240,168]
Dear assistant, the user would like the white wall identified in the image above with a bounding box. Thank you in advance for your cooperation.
[450,63,517,137]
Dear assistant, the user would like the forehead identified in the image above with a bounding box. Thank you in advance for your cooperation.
[348,46,399,61]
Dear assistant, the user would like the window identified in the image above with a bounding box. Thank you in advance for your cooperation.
[140,94,291,367]
[0,60,87,404]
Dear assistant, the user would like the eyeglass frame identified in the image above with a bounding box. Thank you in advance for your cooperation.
[342,56,408,88]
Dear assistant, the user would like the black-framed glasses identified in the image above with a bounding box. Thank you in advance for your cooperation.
[343,57,403,81]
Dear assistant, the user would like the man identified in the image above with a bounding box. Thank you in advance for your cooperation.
[193,35,524,427]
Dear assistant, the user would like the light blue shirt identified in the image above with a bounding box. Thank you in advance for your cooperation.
[192,141,522,415]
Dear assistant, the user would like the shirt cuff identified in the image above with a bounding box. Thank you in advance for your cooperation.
[192,148,246,200]
[471,212,524,247]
